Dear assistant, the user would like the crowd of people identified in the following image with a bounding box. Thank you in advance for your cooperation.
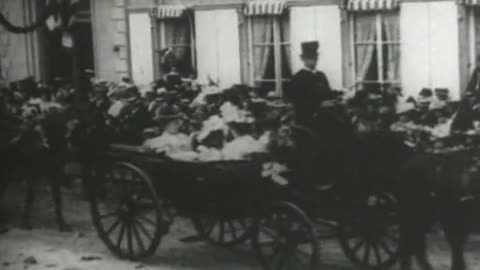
[3,50,480,233]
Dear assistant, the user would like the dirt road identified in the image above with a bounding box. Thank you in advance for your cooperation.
[1,182,480,270]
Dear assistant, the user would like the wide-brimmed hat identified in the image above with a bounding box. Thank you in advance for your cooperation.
[417,88,434,106]
[154,105,183,125]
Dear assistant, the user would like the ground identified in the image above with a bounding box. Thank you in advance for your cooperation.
[2,182,480,270]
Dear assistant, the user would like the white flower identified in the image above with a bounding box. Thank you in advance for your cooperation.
[143,133,192,154]
[220,102,253,123]
[197,115,227,141]
[262,162,289,186]
[108,100,125,117]
[222,135,267,160]
[197,146,223,161]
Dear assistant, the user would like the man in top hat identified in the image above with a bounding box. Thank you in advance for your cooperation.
[286,41,334,126]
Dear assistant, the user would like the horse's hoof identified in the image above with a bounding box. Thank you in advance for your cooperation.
[58,224,73,233]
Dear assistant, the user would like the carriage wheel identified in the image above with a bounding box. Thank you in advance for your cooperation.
[89,162,169,260]
[338,193,400,269]
[252,202,319,270]
[192,216,255,247]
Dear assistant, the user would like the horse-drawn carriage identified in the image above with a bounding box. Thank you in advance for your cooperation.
[87,143,401,270]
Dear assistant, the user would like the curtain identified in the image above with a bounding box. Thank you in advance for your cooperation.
[382,12,400,82]
[252,16,274,81]
[281,16,291,77]
[475,9,480,60]
[354,14,376,83]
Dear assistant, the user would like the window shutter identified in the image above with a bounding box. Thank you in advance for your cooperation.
[400,1,460,99]
[195,9,241,89]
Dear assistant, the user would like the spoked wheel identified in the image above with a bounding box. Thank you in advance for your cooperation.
[252,202,319,270]
[338,193,400,269]
[192,216,255,247]
[89,162,169,260]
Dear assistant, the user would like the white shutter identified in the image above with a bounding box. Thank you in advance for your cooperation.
[400,2,430,98]
[128,12,154,86]
[429,2,460,100]
[401,1,460,99]
[290,5,343,89]
[195,9,241,89]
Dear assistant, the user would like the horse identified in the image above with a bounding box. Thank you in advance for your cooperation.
[279,105,464,270]
[0,105,73,231]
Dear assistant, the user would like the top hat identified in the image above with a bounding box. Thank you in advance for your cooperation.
[434,88,450,101]
[301,41,319,58]
[419,88,433,97]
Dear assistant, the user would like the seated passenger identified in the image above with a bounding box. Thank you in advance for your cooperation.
[143,114,192,155]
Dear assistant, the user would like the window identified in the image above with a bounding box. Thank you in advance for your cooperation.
[350,12,400,92]
[247,13,291,96]
[155,14,195,78]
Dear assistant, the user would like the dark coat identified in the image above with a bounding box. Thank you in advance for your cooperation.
[285,69,333,125]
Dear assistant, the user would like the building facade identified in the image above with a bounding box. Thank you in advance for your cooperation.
[3,0,480,99]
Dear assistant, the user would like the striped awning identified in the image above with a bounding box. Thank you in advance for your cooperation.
[155,5,186,19]
[345,0,401,11]
[244,0,286,16]
[459,0,480,5]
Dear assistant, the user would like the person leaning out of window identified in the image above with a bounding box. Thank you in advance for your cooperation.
[284,41,335,127]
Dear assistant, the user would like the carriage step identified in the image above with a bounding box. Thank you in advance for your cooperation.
[179,235,205,243]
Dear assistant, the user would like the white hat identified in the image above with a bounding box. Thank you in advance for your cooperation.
[428,99,447,111]
[396,102,415,114]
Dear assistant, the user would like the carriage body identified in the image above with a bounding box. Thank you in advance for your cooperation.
[88,144,402,270]
[99,144,288,218]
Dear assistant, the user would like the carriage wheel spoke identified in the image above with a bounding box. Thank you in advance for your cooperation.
[106,218,121,235]
[131,222,146,253]
[371,241,383,264]
[205,220,216,236]
[384,231,399,243]
[134,219,153,241]
[137,215,157,228]
[239,219,249,231]
[100,211,119,220]
[292,253,309,269]
[351,238,365,254]
[228,221,237,239]
[127,222,134,256]
[378,238,395,256]
[116,223,126,249]
[363,241,371,264]
[273,248,289,270]
[268,242,284,261]
[219,221,225,242]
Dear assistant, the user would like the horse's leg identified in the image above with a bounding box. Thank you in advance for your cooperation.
[20,176,34,230]
[442,205,468,270]
[49,160,72,232]
[413,206,435,270]
[399,208,416,270]
[414,232,434,270]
